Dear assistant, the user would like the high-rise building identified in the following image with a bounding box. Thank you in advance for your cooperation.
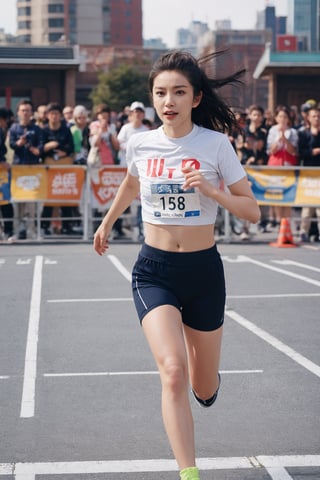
[16,0,142,46]
[287,0,319,51]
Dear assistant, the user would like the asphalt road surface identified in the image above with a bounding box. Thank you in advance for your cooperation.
[0,239,319,479]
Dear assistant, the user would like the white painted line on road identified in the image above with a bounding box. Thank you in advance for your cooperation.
[226,309,320,378]
[47,297,132,303]
[108,254,131,281]
[228,293,320,299]
[46,292,320,303]
[43,369,263,378]
[239,255,320,287]
[0,370,263,380]
[44,370,160,377]
[264,466,293,480]
[0,454,319,477]
[258,455,320,467]
[272,259,320,273]
[20,255,43,418]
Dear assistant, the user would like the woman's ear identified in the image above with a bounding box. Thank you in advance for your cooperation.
[192,91,203,109]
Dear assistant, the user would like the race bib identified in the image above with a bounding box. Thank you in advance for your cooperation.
[151,183,201,218]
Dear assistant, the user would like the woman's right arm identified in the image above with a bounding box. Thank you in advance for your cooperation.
[93,172,140,255]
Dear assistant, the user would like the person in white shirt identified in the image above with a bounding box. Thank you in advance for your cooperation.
[94,51,260,480]
[116,101,149,238]
[117,101,149,166]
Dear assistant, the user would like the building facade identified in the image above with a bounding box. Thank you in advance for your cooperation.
[200,29,272,109]
[16,0,142,46]
[287,0,319,51]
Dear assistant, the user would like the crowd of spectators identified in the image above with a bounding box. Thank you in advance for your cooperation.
[0,97,319,243]
[230,99,320,242]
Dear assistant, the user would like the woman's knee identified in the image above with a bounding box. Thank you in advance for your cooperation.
[160,358,188,396]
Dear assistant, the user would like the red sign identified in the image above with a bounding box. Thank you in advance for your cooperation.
[277,35,297,52]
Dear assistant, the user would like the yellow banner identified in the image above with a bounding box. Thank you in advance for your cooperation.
[245,167,320,206]
[295,169,320,205]
[11,166,47,201]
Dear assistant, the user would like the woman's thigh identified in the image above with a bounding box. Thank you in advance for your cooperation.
[142,305,189,382]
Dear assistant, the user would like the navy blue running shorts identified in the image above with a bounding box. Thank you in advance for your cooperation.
[132,243,226,331]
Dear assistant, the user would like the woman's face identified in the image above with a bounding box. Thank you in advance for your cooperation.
[152,70,201,136]
[275,110,289,128]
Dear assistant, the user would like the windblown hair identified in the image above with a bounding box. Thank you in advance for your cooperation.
[149,50,245,133]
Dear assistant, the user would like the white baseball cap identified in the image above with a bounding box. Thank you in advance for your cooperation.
[130,101,145,112]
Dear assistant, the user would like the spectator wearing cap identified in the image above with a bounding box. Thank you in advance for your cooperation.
[117,102,149,167]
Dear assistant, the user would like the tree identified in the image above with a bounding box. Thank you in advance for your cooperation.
[90,64,150,112]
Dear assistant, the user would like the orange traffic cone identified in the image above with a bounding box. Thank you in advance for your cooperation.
[270,218,297,248]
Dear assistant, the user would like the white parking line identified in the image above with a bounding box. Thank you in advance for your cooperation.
[0,454,319,478]
[108,254,132,281]
[47,292,320,303]
[226,308,320,378]
[42,369,263,378]
[47,297,132,303]
[238,255,320,287]
[20,255,43,418]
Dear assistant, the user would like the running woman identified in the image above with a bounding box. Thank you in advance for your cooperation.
[94,50,260,480]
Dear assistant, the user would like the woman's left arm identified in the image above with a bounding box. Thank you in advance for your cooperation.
[182,168,261,223]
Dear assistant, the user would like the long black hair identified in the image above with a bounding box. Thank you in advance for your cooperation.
[149,50,245,133]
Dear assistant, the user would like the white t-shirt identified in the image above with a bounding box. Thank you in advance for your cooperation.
[117,122,149,166]
[127,124,246,226]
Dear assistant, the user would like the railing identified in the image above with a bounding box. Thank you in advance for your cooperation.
[0,164,319,242]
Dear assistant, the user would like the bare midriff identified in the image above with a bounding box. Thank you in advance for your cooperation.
[144,222,215,252]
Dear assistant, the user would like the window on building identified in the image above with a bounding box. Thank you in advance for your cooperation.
[48,18,64,28]
[18,21,31,29]
[49,33,63,42]
[48,4,64,14]
[69,0,76,14]
[69,32,77,44]
[69,17,77,29]
[17,34,31,43]
[103,32,111,44]
[18,7,31,16]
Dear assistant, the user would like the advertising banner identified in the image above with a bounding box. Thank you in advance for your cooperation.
[245,167,320,206]
[90,166,127,208]
[46,167,85,201]
[10,165,47,201]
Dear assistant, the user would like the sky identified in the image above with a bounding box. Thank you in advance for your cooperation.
[0,0,289,47]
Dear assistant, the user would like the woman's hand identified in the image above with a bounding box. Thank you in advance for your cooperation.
[93,223,111,256]
[182,167,215,197]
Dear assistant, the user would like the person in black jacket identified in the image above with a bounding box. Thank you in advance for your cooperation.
[41,102,75,235]
[298,107,320,242]
[9,100,43,239]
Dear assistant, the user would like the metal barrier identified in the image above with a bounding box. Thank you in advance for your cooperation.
[0,164,319,242]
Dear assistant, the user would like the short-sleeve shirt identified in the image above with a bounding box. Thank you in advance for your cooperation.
[127,124,246,225]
